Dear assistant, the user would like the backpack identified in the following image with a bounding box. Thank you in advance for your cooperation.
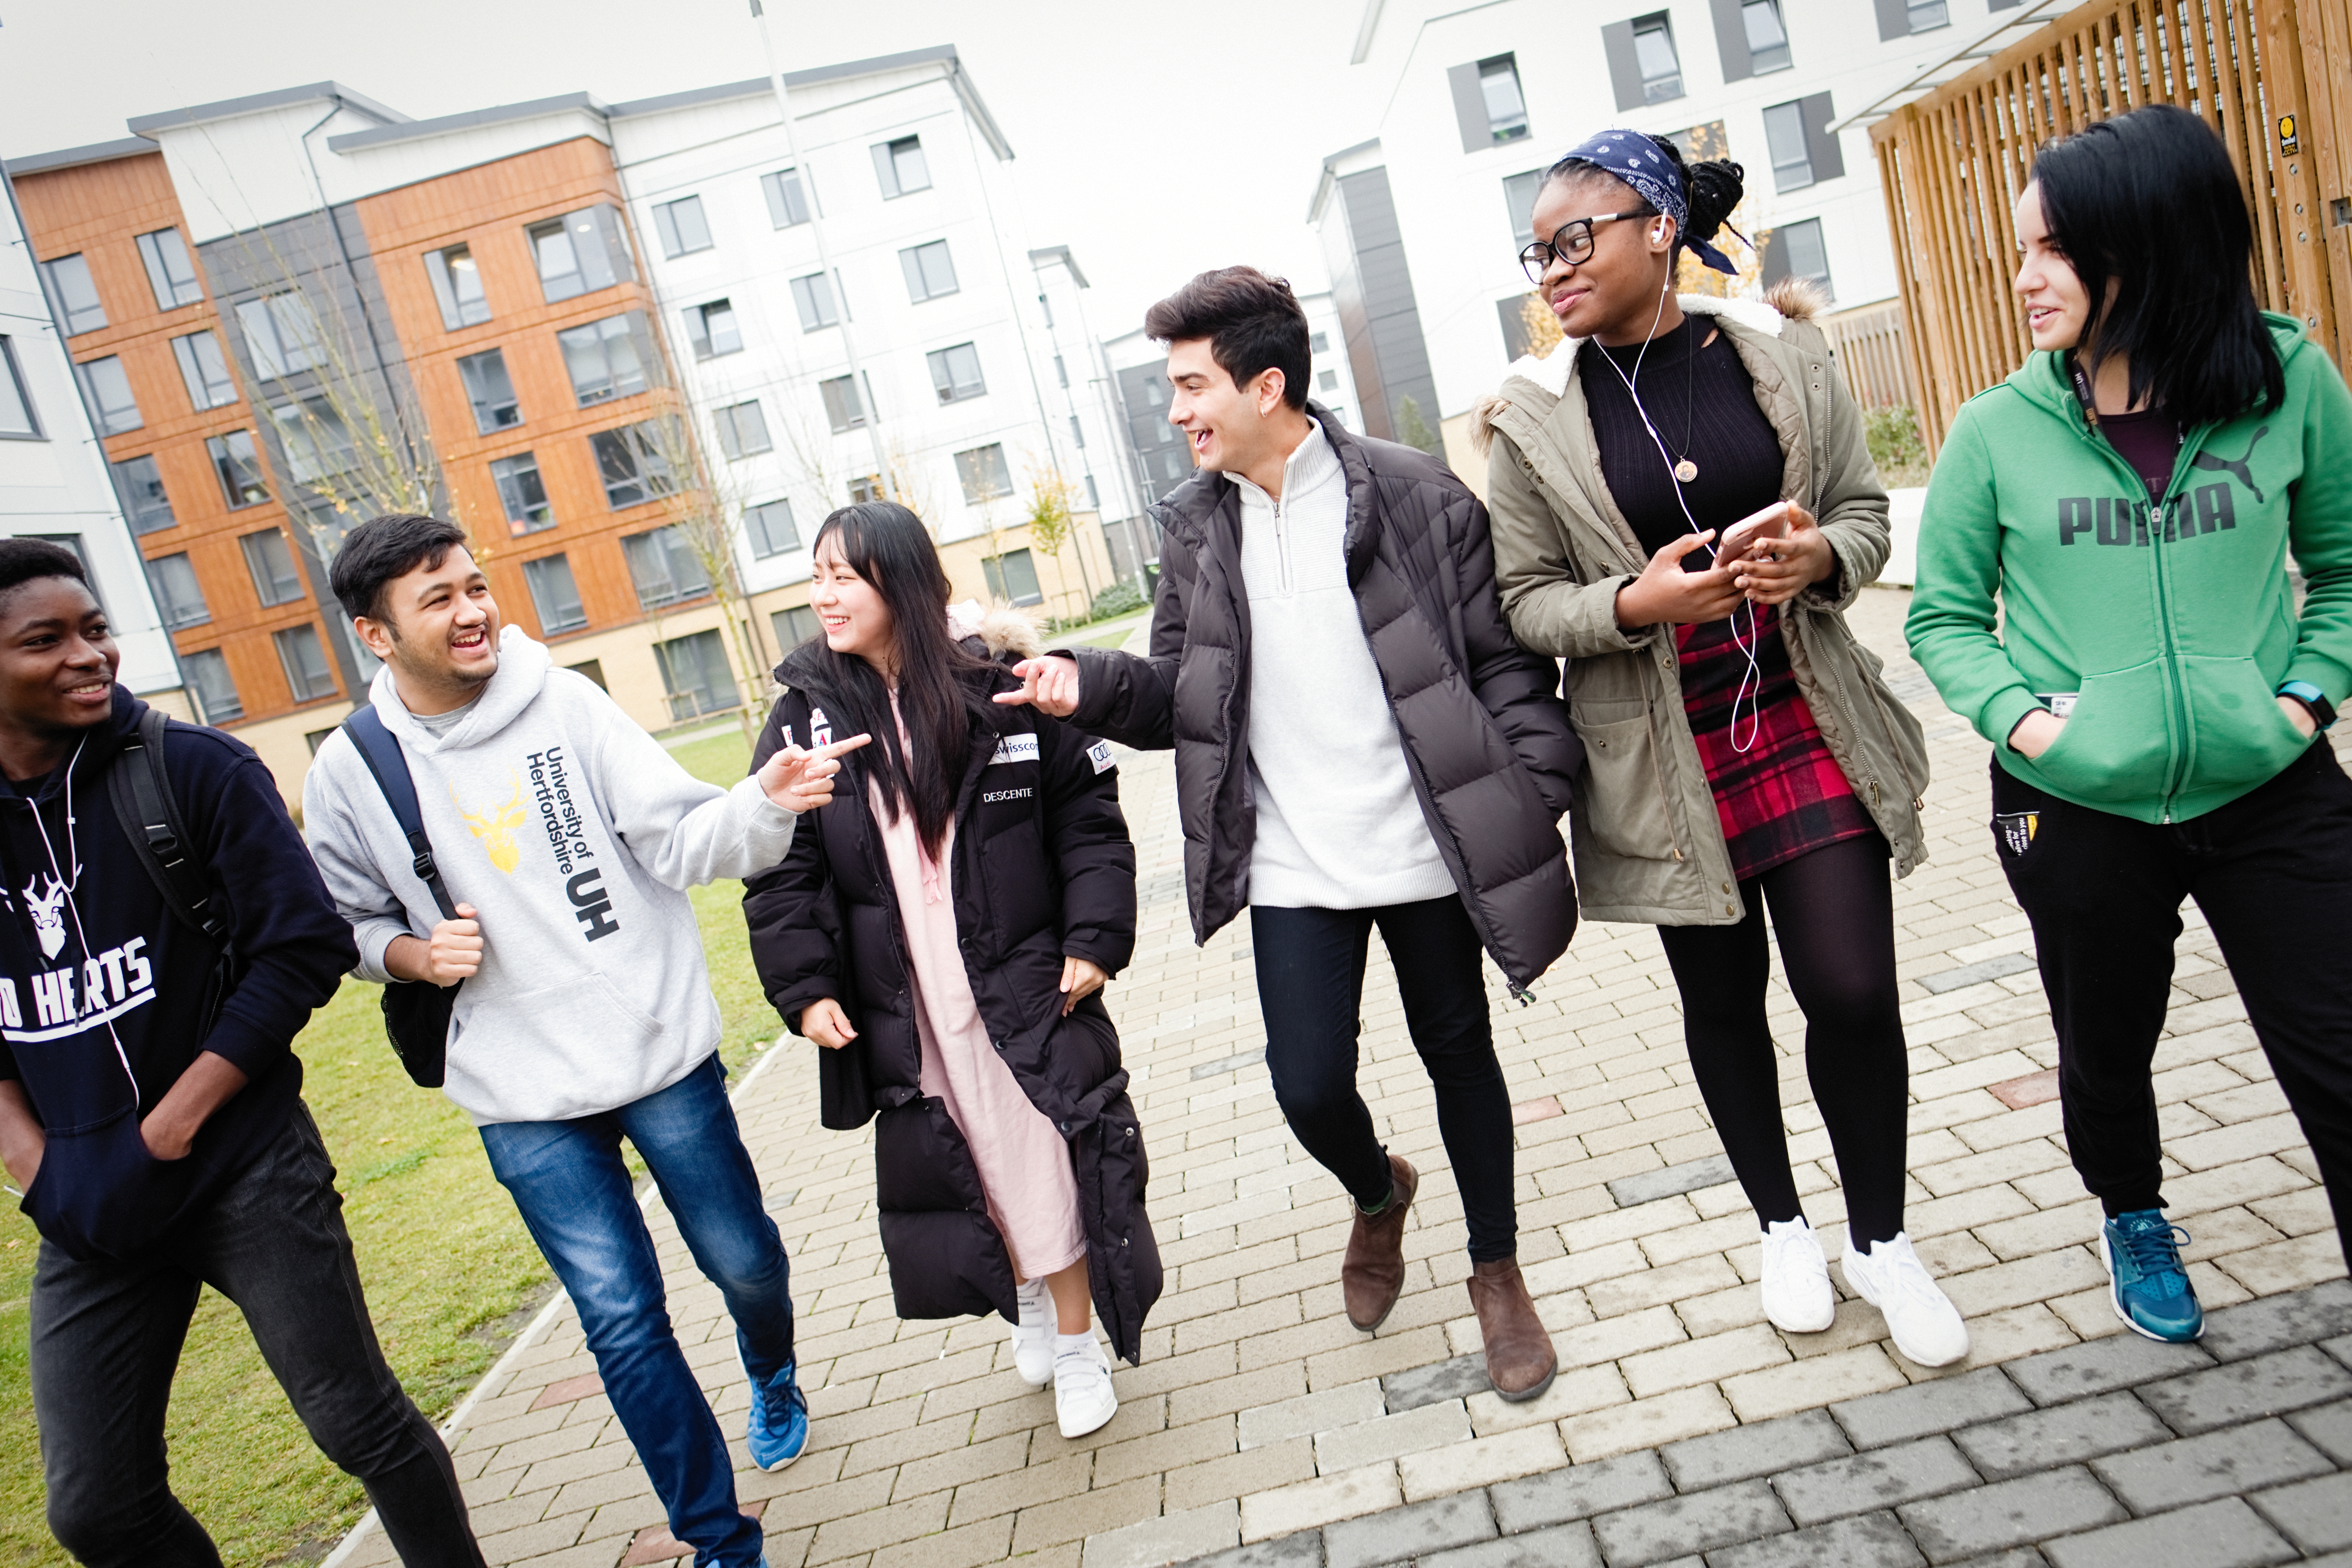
[337,706,459,1089]
[107,706,241,1043]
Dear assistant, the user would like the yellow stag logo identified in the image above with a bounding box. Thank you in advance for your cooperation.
[454,773,528,874]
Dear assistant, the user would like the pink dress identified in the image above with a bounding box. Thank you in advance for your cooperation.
[872,699,1085,1281]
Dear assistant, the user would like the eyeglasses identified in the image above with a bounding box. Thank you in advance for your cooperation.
[1519,212,1650,284]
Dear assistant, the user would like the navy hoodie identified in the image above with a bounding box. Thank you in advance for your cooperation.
[0,688,356,1259]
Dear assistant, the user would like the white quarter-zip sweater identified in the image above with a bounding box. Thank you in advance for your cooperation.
[1234,424,1453,909]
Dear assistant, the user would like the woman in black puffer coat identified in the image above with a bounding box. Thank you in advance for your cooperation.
[743,503,1154,1440]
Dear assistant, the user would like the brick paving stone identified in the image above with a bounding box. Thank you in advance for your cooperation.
[1239,1463,1404,1544]
[1949,1390,2173,1480]
[1080,1502,1240,1568]
[1237,1383,1386,1450]
[1418,1520,1602,1568]
[1771,1436,1983,1527]
[1831,1368,2034,1450]
[1171,1530,1323,1568]
[1489,1450,1674,1533]
[1999,1332,2214,1406]
[1659,1407,1850,1491]
[1382,1355,1491,1413]
[2249,1470,2352,1553]
[1704,1510,1926,1568]
[1397,1425,1566,1502]
[2136,1345,2352,1435]
[2200,1278,2352,1361]
[2089,1417,2331,1513]
[1315,1401,1474,1474]
[2038,1497,2298,1568]
[1587,1480,1792,1566]
[1897,1469,2125,1564]
[2292,1396,2352,1463]
[1322,1492,1496,1568]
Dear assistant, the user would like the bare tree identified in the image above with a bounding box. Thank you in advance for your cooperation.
[639,407,771,747]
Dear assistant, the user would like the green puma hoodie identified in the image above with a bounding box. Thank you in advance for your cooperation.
[1907,314,2352,823]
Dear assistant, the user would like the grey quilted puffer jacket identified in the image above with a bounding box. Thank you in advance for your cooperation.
[1059,404,1585,993]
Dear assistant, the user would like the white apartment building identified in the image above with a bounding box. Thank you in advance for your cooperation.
[0,178,183,704]
[1316,0,2040,472]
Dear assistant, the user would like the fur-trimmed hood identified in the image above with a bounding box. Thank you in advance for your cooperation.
[1470,277,1829,456]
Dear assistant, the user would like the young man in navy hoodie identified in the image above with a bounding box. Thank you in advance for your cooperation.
[0,541,482,1565]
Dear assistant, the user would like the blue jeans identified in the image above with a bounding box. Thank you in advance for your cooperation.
[479,1054,789,1568]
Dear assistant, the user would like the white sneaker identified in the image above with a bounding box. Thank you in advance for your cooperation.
[1052,1333,1118,1438]
[1759,1217,1836,1333]
[1010,1277,1053,1388]
[1841,1230,1971,1367]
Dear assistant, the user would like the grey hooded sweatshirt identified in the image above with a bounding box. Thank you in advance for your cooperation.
[303,626,797,1124]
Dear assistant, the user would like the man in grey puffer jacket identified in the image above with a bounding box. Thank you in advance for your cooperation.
[996,267,1581,1399]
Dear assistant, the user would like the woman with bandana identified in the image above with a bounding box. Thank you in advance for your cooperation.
[1474,132,1968,1367]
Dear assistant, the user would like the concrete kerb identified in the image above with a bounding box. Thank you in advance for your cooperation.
[318,1037,790,1568]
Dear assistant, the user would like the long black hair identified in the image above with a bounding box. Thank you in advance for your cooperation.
[806,502,1000,858]
[2033,104,2283,428]
[1544,134,1745,274]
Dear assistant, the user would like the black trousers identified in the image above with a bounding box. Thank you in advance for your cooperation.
[29,1105,483,1568]
[1251,895,1518,1263]
[1656,835,1912,1245]
[1993,743,2352,1249]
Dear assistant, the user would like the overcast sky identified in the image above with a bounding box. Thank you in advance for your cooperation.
[0,0,1377,336]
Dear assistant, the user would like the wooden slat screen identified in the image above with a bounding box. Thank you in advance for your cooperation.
[1821,301,1916,408]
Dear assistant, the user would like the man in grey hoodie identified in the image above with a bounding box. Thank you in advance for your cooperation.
[303,514,864,1568]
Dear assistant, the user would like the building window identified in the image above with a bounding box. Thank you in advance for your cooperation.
[1319,369,1340,391]
[927,342,985,404]
[713,399,772,460]
[847,474,886,504]
[43,255,105,335]
[955,443,1014,505]
[77,356,142,435]
[113,455,173,533]
[1635,14,1682,100]
[1054,354,1068,389]
[1907,0,1949,30]
[136,229,203,310]
[652,196,713,259]
[655,629,738,721]
[182,648,241,723]
[208,430,268,508]
[1503,169,1547,248]
[1449,54,1531,151]
[873,136,931,199]
[240,528,305,606]
[900,240,958,303]
[274,624,338,701]
[744,499,798,558]
[1038,292,1054,329]
[1069,415,1086,449]
[1762,216,1834,299]
[1310,332,1329,353]
[622,525,711,610]
[522,553,587,633]
[270,397,357,486]
[491,452,553,535]
[568,658,608,689]
[145,552,209,629]
[762,167,811,228]
[527,207,634,305]
[982,548,1042,607]
[456,347,521,432]
[1763,102,1813,191]
[790,273,840,331]
[685,298,742,361]
[1742,0,1792,72]
[235,293,326,381]
[423,244,490,330]
[0,338,38,437]
[557,312,653,407]
[171,330,238,410]
[593,422,677,510]
[820,374,866,433]
[773,604,820,649]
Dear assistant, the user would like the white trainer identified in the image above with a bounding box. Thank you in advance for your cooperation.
[1759,1216,1836,1333]
[1841,1230,1970,1368]
[1010,1277,1053,1388]
[1053,1334,1118,1439]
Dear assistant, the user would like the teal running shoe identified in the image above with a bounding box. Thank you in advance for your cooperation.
[2100,1210,2203,1343]
[747,1359,809,1471]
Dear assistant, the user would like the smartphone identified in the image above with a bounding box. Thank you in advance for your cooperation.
[1715,502,1791,565]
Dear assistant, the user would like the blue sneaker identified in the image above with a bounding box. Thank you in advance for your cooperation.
[2100,1210,2204,1342]
[747,1359,809,1471]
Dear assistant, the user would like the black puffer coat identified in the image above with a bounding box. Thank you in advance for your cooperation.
[743,619,1159,1361]
[1062,404,1586,993]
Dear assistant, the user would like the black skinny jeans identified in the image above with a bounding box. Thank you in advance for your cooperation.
[1993,742,2352,1247]
[1656,835,1911,1246]
[1251,895,1518,1263]
[29,1105,482,1568]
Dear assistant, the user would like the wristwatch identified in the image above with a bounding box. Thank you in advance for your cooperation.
[2279,680,2337,731]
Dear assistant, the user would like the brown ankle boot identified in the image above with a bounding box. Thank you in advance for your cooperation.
[1341,1155,1418,1330]
[1469,1256,1557,1402]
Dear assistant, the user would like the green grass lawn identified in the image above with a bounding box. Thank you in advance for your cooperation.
[0,729,773,1566]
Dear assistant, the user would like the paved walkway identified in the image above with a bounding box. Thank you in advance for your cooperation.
[335,587,2350,1568]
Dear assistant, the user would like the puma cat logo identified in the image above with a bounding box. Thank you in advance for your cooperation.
[2190,425,2270,504]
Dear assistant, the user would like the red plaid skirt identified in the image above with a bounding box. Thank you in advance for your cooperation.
[1675,603,1876,882]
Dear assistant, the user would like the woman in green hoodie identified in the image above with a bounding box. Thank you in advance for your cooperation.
[1908,105,2352,1344]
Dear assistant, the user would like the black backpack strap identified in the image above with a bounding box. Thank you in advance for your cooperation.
[107,706,227,942]
[341,706,459,922]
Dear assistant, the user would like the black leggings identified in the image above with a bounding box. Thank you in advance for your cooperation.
[1655,834,1909,1245]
